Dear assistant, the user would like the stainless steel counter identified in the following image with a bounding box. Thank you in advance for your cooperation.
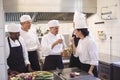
[99,53,120,64]
[62,53,120,65]
[53,67,100,80]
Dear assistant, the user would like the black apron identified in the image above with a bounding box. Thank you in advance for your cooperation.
[43,55,64,71]
[7,38,27,73]
[69,54,81,68]
[28,51,40,71]
[69,34,80,68]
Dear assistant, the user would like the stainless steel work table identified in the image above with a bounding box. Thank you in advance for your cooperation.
[53,67,100,80]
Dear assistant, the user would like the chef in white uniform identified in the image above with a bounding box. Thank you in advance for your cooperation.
[71,11,98,77]
[20,15,42,71]
[6,23,33,75]
[41,20,66,71]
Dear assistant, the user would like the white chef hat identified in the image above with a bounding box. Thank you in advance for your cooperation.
[48,20,60,28]
[73,11,87,29]
[20,15,32,23]
[7,23,20,32]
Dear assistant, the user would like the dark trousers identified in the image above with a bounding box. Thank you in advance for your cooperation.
[43,55,64,71]
[80,62,98,77]
[28,51,40,71]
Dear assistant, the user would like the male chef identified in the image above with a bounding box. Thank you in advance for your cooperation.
[41,20,66,71]
[6,23,33,75]
[20,15,43,71]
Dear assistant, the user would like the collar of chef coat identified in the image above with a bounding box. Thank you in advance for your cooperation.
[9,37,20,47]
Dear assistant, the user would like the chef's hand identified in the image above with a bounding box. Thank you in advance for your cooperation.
[40,59,44,66]
[70,37,74,44]
[88,70,94,76]
[56,39,63,44]
[27,64,34,72]
[52,39,63,49]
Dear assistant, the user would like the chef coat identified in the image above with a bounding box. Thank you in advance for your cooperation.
[74,36,98,66]
[41,32,66,56]
[5,36,30,68]
[20,25,42,59]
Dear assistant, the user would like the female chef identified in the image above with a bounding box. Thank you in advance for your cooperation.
[71,11,98,77]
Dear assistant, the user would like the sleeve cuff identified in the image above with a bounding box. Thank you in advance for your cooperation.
[25,60,30,66]
[90,61,98,66]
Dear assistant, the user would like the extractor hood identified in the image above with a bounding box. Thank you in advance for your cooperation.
[4,0,97,22]
[3,0,97,13]
[3,0,76,12]
[5,12,74,22]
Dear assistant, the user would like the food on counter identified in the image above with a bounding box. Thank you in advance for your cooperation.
[74,72,80,76]
[10,71,54,80]
[61,47,72,57]
[70,72,75,78]
[69,72,80,78]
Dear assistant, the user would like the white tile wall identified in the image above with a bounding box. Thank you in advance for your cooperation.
[0,65,8,80]
[87,0,120,57]
[0,47,5,64]
[0,13,3,29]
[0,29,4,47]
[0,0,8,79]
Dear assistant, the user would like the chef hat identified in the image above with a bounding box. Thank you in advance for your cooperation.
[20,15,32,22]
[73,11,87,29]
[7,23,20,32]
[48,20,60,28]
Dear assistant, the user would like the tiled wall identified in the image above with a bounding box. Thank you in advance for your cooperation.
[0,0,8,80]
[87,0,120,57]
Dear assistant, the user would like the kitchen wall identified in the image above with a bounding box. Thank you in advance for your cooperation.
[0,0,8,80]
[87,0,120,57]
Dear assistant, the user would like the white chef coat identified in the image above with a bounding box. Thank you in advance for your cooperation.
[5,36,30,67]
[74,36,98,66]
[41,32,66,56]
[20,25,42,59]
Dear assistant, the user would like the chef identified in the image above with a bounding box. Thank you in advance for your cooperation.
[71,11,98,77]
[41,20,66,71]
[6,23,33,75]
[20,15,42,71]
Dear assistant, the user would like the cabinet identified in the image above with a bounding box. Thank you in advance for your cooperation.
[111,63,120,80]
[98,61,112,80]
[99,62,120,80]
[98,53,120,80]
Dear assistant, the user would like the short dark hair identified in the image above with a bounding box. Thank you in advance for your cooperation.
[77,28,89,37]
